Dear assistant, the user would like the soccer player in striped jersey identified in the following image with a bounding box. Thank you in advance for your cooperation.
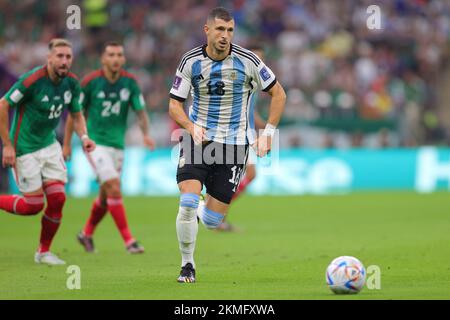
[169,7,286,283]
[0,39,96,265]
[63,41,155,254]
[217,44,268,232]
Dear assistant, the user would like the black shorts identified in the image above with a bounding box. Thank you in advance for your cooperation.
[176,134,249,204]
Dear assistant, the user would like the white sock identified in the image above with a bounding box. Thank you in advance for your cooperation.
[196,199,206,227]
[176,206,198,268]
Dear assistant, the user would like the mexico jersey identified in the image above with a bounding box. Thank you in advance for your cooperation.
[170,43,276,145]
[3,65,82,157]
[80,69,145,150]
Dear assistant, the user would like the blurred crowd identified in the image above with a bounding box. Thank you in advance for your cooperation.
[1,0,450,149]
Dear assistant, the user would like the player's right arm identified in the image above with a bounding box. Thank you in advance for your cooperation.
[168,60,206,145]
[169,98,205,145]
[0,74,31,167]
[0,98,15,167]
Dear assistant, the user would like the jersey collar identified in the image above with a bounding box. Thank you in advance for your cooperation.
[202,43,233,62]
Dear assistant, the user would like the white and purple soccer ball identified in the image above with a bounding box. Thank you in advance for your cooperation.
[326,256,366,294]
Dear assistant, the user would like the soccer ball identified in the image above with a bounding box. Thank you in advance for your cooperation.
[325,256,366,294]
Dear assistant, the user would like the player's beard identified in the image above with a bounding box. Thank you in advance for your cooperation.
[54,66,69,79]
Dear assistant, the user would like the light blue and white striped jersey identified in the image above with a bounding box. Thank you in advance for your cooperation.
[170,43,276,145]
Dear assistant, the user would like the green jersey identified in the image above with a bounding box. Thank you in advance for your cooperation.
[81,69,145,149]
[3,65,82,157]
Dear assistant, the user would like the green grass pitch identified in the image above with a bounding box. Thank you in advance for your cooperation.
[0,192,449,300]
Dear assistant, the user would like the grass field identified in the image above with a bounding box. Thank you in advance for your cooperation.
[0,192,449,300]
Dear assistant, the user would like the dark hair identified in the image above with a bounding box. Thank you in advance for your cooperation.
[207,7,233,22]
[102,41,123,53]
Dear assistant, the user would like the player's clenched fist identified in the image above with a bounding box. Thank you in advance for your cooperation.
[143,134,156,151]
[82,136,96,153]
[189,123,207,145]
[62,144,72,161]
[254,135,272,158]
[2,144,15,168]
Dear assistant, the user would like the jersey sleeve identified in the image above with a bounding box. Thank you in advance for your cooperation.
[69,80,83,113]
[3,77,30,108]
[252,60,277,92]
[169,62,192,102]
[130,79,145,111]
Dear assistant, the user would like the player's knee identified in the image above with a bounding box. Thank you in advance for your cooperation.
[246,166,256,181]
[96,196,108,209]
[44,182,66,211]
[50,192,66,210]
[25,200,45,215]
[24,204,44,215]
[179,180,202,195]
[201,207,224,229]
[104,180,121,197]
[178,193,199,221]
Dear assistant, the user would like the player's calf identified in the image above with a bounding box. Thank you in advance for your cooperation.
[177,193,200,238]
[103,179,121,198]
[44,181,66,213]
[83,197,108,238]
[198,206,225,229]
[0,194,45,216]
[176,193,200,274]
[39,181,66,253]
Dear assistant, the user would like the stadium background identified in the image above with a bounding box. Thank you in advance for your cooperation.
[1,0,450,195]
[1,0,450,300]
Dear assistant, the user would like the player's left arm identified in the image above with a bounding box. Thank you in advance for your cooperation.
[136,109,156,150]
[70,111,95,152]
[265,81,286,129]
[130,80,156,150]
[68,80,95,153]
[256,81,286,157]
[63,80,90,160]
[252,58,286,157]
[62,114,74,160]
[254,111,266,130]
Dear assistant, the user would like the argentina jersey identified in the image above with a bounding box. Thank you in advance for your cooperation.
[170,43,276,145]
